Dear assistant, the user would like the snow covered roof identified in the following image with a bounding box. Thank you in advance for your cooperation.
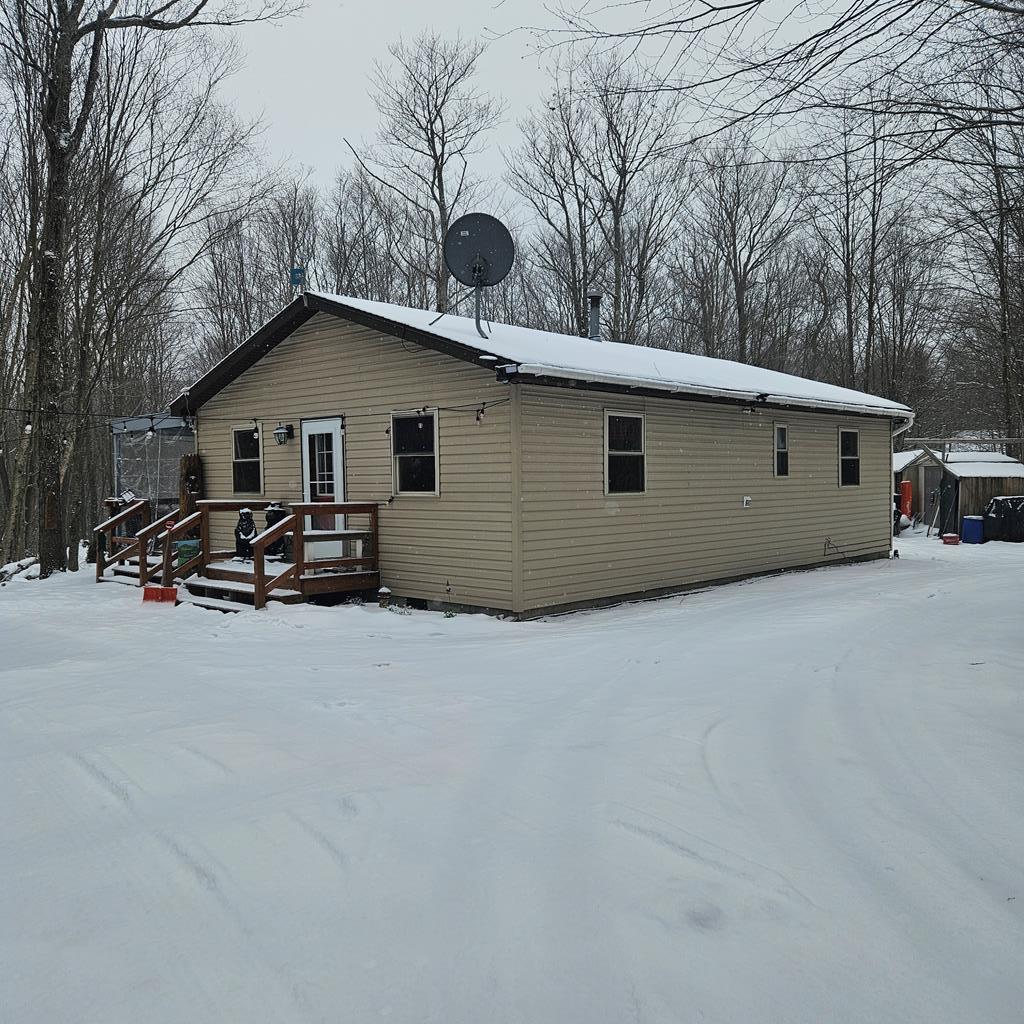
[170,292,915,420]
[893,449,924,473]
[942,459,1024,480]
[313,294,912,419]
[941,451,1016,464]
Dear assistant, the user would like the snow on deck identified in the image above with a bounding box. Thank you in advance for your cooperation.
[313,292,913,418]
[2,533,1023,1023]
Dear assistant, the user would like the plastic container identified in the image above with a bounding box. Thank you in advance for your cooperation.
[961,516,984,544]
[941,534,960,545]
[174,539,201,567]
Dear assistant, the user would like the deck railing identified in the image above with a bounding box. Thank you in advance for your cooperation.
[154,499,380,607]
[160,500,279,586]
[94,499,150,582]
[251,514,298,609]
[134,509,180,586]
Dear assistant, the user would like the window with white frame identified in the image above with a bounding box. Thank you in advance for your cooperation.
[774,424,790,477]
[839,429,860,486]
[392,411,438,494]
[605,412,646,494]
[232,426,262,494]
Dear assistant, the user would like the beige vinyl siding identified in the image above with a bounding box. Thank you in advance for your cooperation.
[518,385,891,611]
[195,313,515,609]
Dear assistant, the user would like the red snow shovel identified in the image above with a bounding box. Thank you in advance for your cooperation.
[142,585,178,603]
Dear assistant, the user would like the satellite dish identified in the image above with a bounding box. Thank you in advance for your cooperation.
[442,213,515,338]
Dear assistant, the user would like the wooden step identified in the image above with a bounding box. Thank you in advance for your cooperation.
[184,575,303,604]
[203,559,293,584]
[112,555,163,579]
[176,592,247,614]
[98,574,140,587]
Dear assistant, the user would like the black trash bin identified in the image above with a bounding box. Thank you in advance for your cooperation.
[983,496,1024,542]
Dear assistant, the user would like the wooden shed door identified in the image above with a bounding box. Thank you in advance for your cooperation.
[301,418,345,560]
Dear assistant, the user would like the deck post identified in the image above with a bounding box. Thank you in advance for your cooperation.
[253,546,266,610]
[199,506,211,578]
[293,509,305,588]
[368,504,378,570]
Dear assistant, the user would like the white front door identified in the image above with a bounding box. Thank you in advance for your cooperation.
[301,418,345,561]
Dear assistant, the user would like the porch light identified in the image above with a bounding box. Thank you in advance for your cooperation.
[273,422,294,446]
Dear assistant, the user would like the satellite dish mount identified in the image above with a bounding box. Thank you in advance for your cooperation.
[443,213,515,339]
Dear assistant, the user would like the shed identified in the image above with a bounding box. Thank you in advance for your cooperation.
[100,292,915,614]
[904,449,1024,535]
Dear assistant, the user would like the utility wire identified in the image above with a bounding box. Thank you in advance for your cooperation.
[0,398,512,427]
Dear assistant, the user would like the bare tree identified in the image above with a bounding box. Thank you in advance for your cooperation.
[549,0,1024,156]
[0,1,288,571]
[0,0,294,577]
[348,32,504,313]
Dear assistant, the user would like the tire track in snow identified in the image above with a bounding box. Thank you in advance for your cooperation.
[178,742,235,777]
[610,815,820,910]
[70,752,134,809]
[287,811,349,869]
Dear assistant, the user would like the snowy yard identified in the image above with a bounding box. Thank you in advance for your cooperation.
[2,532,1022,1024]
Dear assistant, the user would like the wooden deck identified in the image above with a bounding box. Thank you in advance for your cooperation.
[95,499,381,610]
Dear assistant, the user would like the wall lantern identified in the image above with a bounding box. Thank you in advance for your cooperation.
[273,422,294,446]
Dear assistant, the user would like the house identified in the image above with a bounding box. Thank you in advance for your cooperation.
[895,447,1024,534]
[99,292,913,614]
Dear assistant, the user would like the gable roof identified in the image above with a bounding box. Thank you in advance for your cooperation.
[942,458,1024,480]
[169,291,914,422]
[913,447,1024,479]
[893,449,925,474]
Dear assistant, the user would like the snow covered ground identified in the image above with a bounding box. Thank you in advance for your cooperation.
[2,531,1022,1023]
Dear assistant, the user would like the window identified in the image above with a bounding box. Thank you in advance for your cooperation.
[605,412,646,494]
[774,424,790,477]
[232,426,262,494]
[392,411,438,494]
[839,429,860,486]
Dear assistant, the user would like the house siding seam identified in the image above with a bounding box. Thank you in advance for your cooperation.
[195,313,516,609]
[517,385,892,611]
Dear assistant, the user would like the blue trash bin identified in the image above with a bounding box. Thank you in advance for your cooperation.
[962,516,984,544]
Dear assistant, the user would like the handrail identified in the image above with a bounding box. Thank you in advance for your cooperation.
[161,509,204,586]
[196,499,280,513]
[134,508,179,586]
[94,499,150,583]
[252,513,297,609]
[94,499,148,535]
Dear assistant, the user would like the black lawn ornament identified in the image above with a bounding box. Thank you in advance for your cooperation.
[234,508,258,560]
[264,503,290,559]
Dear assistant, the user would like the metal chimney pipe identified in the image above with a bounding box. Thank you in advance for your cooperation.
[588,291,602,342]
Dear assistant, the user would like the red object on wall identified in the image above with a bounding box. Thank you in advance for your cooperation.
[900,479,913,518]
[142,586,178,603]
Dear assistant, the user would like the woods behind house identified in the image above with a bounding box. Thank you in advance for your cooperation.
[1,2,1023,569]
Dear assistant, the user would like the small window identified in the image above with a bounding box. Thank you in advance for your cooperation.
[232,426,262,494]
[606,412,645,494]
[392,411,438,494]
[774,424,789,477]
[839,429,860,486]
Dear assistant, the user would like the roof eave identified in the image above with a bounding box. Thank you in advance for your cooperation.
[498,364,913,421]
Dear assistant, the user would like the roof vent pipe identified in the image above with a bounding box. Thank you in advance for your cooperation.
[588,291,602,342]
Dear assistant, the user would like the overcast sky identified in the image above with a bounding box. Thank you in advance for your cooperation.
[228,0,555,189]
